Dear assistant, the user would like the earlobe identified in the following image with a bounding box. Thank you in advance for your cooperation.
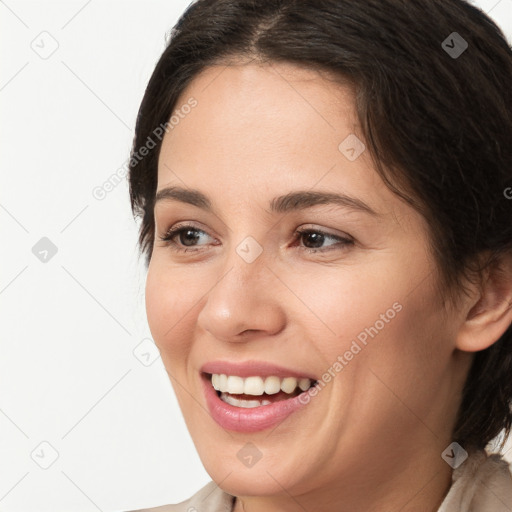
[455,253,512,353]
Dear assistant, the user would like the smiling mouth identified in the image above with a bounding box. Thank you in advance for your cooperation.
[204,372,318,408]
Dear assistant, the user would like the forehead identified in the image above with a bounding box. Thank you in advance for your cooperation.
[162,60,359,151]
[156,61,397,218]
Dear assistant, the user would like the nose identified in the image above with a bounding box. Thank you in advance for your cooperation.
[196,247,287,343]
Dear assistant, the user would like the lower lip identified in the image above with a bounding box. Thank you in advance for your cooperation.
[201,373,314,433]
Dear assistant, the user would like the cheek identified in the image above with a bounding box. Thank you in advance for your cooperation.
[283,252,443,387]
[335,271,450,434]
[145,262,200,363]
[281,262,409,350]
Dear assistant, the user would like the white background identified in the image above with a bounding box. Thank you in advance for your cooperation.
[1,1,512,510]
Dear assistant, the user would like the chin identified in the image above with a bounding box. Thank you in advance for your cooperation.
[214,472,297,498]
[202,455,309,498]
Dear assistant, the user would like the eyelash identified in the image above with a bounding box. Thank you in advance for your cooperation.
[158,224,354,254]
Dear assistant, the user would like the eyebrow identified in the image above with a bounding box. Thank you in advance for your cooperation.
[154,186,379,216]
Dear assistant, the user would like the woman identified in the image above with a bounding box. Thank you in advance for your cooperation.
[127,0,512,510]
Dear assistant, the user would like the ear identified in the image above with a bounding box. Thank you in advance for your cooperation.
[455,252,512,352]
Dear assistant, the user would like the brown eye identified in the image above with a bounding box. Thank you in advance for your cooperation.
[295,228,354,253]
[159,225,215,252]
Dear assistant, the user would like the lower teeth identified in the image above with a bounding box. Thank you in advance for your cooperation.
[219,392,272,408]
[213,378,318,409]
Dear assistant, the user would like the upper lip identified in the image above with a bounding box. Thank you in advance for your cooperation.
[200,360,317,380]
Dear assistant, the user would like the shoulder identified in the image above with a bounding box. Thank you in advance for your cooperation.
[126,480,235,512]
[438,448,512,512]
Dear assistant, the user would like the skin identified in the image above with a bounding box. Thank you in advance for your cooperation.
[144,60,512,512]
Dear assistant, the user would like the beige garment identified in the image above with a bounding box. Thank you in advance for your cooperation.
[129,449,512,512]
[437,449,512,512]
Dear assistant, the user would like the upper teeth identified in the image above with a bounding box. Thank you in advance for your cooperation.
[210,374,314,395]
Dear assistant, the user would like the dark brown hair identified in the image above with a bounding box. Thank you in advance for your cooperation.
[128,0,512,451]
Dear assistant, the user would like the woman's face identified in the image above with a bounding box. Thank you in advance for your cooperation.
[145,61,469,503]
